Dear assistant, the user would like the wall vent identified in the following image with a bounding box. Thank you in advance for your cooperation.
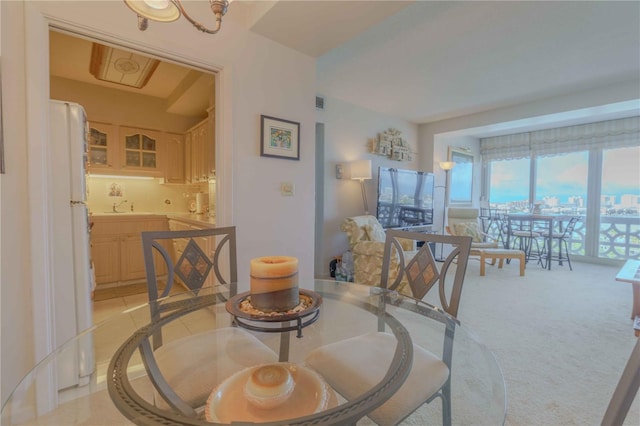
[315,96,325,110]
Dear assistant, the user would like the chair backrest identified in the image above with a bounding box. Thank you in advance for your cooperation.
[341,215,386,248]
[447,207,479,225]
[561,217,580,237]
[446,207,491,245]
[446,207,481,234]
[141,226,237,348]
[381,229,472,318]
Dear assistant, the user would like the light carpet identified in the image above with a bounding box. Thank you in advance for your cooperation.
[445,259,639,425]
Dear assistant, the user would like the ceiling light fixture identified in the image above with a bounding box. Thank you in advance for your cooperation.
[124,0,230,34]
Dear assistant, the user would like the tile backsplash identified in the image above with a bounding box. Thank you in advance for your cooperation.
[86,175,208,214]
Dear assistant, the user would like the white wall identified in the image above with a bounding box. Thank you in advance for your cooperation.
[1,0,38,404]
[316,96,418,277]
[1,0,315,402]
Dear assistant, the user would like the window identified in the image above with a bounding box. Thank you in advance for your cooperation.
[600,146,640,258]
[535,151,588,214]
[489,158,530,211]
[449,148,474,204]
[485,144,639,261]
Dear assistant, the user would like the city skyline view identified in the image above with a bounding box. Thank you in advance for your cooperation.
[489,147,640,208]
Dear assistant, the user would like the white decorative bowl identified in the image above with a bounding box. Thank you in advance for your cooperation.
[205,362,334,423]
[243,364,295,409]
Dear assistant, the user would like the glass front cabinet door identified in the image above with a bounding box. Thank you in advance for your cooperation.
[88,122,118,171]
[119,126,163,175]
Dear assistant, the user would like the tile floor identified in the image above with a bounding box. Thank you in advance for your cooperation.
[92,282,181,322]
[91,282,196,384]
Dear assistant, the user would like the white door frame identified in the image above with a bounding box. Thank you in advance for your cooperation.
[22,2,233,376]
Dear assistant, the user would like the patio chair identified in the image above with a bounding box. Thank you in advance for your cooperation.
[305,230,472,425]
[539,216,580,270]
[139,227,278,415]
[507,217,545,265]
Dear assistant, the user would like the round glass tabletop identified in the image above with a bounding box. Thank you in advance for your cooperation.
[1,280,506,425]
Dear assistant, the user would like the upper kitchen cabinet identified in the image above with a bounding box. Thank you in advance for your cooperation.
[87,123,166,177]
[87,122,119,171]
[185,113,214,184]
[119,126,164,176]
[165,132,185,183]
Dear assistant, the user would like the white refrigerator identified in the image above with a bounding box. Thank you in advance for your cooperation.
[49,100,95,389]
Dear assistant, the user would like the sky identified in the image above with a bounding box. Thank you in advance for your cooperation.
[490,146,639,204]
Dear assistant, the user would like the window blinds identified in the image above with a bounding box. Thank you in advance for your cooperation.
[480,116,640,162]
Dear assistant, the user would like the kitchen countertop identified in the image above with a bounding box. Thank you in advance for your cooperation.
[166,213,216,227]
[90,212,215,227]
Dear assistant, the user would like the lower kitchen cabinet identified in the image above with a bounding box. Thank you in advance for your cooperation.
[91,236,120,284]
[120,234,149,281]
[91,215,170,286]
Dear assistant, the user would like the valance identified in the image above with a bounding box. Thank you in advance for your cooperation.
[480,132,530,162]
[481,116,640,162]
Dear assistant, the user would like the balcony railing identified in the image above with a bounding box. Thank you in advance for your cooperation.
[485,215,640,261]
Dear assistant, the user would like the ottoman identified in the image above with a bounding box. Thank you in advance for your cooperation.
[478,248,526,276]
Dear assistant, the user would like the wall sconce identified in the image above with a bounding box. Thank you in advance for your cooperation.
[124,0,230,34]
[350,160,372,215]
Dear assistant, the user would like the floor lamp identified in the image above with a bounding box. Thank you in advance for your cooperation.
[351,160,372,215]
[436,161,456,261]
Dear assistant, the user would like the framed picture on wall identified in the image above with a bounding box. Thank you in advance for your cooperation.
[449,147,473,203]
[260,115,300,160]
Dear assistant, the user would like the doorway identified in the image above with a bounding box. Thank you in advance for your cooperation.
[48,29,220,370]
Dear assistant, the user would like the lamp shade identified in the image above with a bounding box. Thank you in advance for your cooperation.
[350,160,372,180]
[124,0,181,22]
[439,161,456,171]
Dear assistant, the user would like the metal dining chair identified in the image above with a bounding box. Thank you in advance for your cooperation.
[539,216,580,270]
[137,227,278,416]
[305,230,472,425]
[507,217,545,265]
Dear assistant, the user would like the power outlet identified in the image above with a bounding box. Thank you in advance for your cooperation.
[281,182,295,196]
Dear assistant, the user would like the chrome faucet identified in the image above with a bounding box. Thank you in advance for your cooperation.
[112,199,128,213]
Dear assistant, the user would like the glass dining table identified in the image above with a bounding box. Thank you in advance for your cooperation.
[1,280,506,425]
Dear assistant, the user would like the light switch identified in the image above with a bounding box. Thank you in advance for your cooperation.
[281,182,295,196]
[336,164,345,179]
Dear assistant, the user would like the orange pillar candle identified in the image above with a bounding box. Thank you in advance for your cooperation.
[250,256,299,312]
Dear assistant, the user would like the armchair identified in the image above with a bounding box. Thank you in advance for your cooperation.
[445,207,499,256]
[341,215,417,296]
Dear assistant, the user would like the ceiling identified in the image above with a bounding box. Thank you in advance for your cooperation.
[50,1,639,129]
[49,31,214,118]
[249,0,640,128]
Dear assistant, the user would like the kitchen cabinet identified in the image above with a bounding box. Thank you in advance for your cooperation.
[185,117,213,183]
[91,215,170,286]
[207,106,215,178]
[119,126,164,176]
[165,132,185,183]
[91,236,120,284]
[88,123,167,177]
[120,234,149,281]
[87,122,119,172]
